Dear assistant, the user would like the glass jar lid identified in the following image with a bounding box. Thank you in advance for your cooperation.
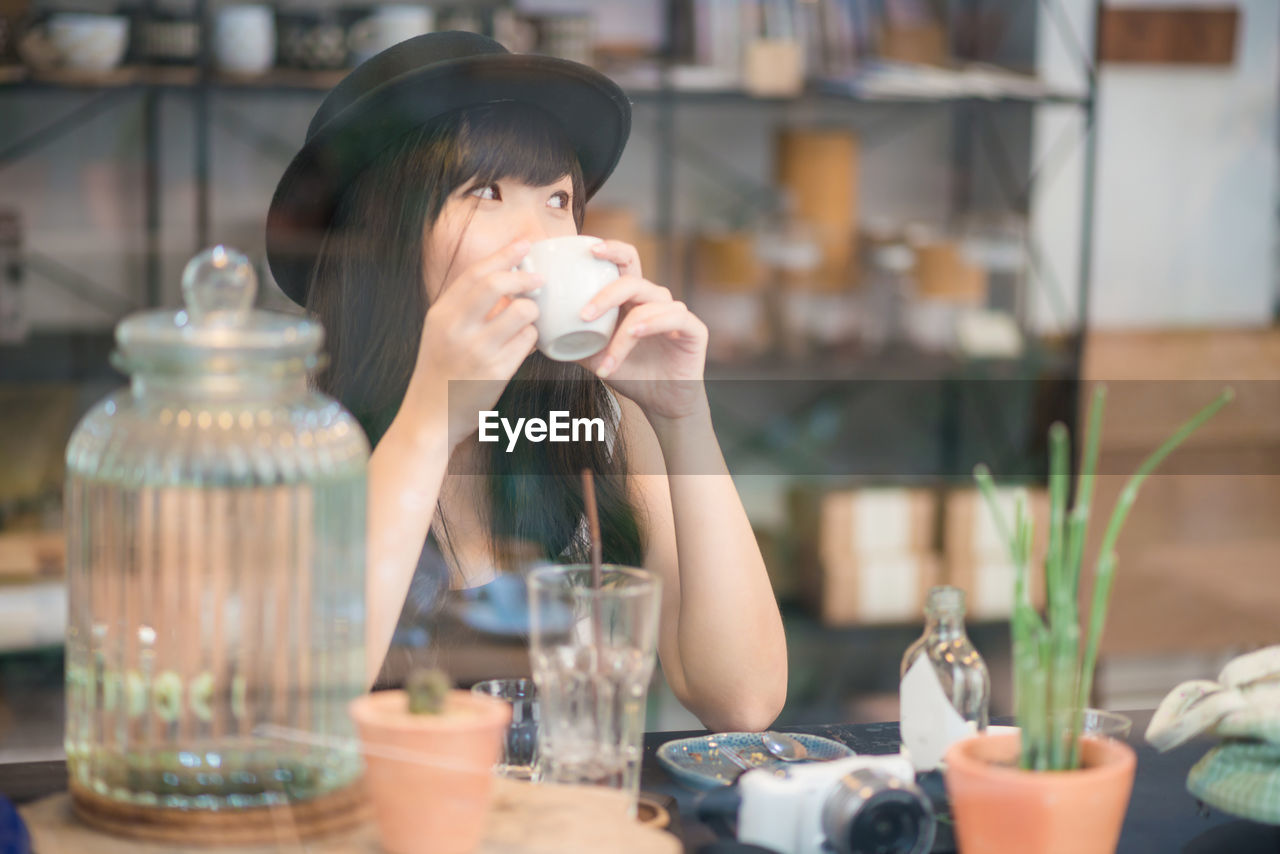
[114,246,322,373]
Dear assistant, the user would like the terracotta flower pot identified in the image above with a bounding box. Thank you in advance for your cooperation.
[944,732,1136,854]
[350,689,512,854]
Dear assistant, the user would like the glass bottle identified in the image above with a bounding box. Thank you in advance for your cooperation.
[753,189,821,358]
[861,241,914,353]
[899,586,990,770]
[64,247,369,841]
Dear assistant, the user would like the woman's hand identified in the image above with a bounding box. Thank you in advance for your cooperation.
[403,239,545,451]
[576,240,709,422]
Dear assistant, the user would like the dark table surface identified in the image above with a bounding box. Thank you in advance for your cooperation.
[636,709,1280,854]
[3,710,1278,853]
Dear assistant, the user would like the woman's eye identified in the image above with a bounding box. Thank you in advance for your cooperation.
[550,191,571,209]
[470,183,500,200]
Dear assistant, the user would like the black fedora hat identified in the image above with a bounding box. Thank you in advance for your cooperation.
[265,30,632,307]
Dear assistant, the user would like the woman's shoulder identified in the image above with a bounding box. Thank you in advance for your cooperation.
[610,389,659,464]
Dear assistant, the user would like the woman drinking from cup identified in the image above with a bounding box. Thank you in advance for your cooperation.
[265,31,786,732]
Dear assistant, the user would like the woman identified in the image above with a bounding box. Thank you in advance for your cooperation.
[266,31,786,731]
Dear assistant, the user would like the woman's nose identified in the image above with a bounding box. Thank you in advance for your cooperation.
[515,222,554,245]
[511,207,560,246]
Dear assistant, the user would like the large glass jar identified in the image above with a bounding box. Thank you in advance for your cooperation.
[63,247,369,841]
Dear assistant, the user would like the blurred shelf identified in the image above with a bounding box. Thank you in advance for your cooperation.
[0,331,120,384]
[214,67,352,91]
[1,329,1071,384]
[0,65,352,92]
[703,342,1076,481]
[0,579,65,655]
[813,61,1089,105]
[0,62,1088,106]
[705,340,1075,381]
[616,62,1090,107]
[0,530,64,584]
[0,64,195,89]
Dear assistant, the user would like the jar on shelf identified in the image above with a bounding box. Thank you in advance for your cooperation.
[276,4,349,71]
[690,227,768,362]
[753,192,825,358]
[135,0,199,67]
[902,222,990,354]
[860,241,914,353]
[63,247,369,842]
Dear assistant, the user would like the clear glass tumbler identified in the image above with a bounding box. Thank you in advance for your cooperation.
[1054,708,1134,741]
[526,564,661,815]
[470,678,539,780]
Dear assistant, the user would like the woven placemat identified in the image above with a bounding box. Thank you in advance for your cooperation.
[69,778,369,845]
[22,778,680,854]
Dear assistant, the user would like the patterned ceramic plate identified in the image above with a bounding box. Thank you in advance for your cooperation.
[457,600,573,637]
[656,732,855,789]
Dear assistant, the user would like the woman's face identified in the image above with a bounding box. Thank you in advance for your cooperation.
[422,174,578,303]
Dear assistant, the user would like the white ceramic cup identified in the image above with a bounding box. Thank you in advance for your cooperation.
[348,4,434,65]
[47,13,129,72]
[516,235,620,362]
[215,5,275,75]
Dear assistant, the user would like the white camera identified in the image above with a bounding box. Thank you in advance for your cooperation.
[736,753,935,854]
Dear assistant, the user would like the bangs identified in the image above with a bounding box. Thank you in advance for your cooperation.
[444,102,584,210]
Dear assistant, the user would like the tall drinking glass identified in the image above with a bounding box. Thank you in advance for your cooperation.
[527,564,661,814]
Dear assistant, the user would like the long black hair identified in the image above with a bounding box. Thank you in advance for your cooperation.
[306,100,645,586]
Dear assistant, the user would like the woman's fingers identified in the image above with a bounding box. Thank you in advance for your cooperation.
[580,275,671,322]
[594,301,699,378]
[473,238,533,281]
[589,239,643,279]
[459,269,545,326]
[492,324,540,375]
[625,305,705,341]
[479,295,540,348]
[440,238,538,318]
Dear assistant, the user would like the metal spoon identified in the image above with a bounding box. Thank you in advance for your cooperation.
[716,743,755,783]
[761,730,810,762]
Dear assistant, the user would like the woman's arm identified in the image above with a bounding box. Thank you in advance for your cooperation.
[620,394,788,732]
[361,239,545,686]
[364,388,452,686]
[567,237,786,730]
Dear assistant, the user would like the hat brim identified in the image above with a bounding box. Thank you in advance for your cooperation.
[265,52,632,306]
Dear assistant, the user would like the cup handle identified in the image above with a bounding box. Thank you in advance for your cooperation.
[511,263,541,298]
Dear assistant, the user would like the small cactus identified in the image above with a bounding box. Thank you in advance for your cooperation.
[407,667,452,715]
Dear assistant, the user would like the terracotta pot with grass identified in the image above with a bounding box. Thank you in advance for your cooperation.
[350,668,511,854]
[943,387,1230,854]
[945,731,1135,854]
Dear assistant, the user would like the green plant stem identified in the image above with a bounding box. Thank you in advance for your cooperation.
[1063,386,1107,602]
[1010,491,1049,769]
[1071,388,1234,765]
[1030,622,1051,771]
[1046,423,1073,769]
[974,465,1014,559]
[1046,422,1069,608]
[1057,386,1105,765]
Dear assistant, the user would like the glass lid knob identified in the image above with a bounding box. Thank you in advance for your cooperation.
[181,245,257,325]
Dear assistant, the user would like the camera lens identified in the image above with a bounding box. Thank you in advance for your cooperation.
[849,798,925,854]
[821,768,935,854]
